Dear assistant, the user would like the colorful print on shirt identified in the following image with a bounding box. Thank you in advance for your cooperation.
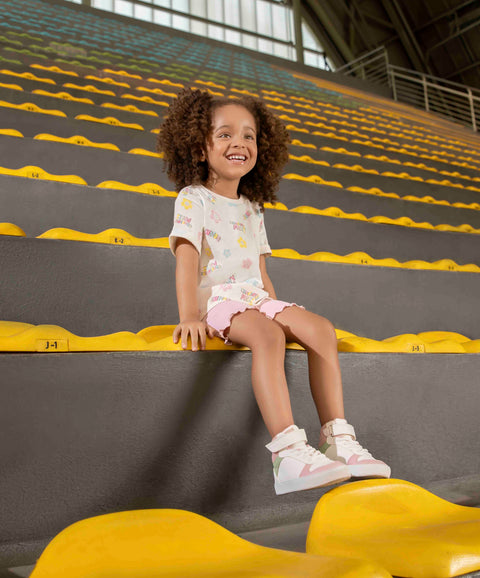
[169,185,272,318]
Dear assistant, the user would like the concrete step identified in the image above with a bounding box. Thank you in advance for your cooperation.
[1,236,479,339]
[0,349,478,569]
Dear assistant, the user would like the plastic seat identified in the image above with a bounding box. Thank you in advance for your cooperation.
[306,479,480,578]
[30,508,391,577]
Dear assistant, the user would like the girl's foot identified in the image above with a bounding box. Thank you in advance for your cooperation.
[319,418,391,479]
[266,425,351,495]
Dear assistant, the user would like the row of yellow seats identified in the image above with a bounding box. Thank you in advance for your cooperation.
[284,114,480,160]
[28,63,476,154]
[291,138,480,177]
[0,128,161,157]
[1,320,478,353]
[289,123,480,171]
[297,117,480,159]
[4,122,477,201]
[2,165,479,236]
[268,96,480,153]
[0,99,148,129]
[3,223,479,274]
[284,171,480,210]
[289,152,480,190]
[0,80,166,116]
[28,479,480,578]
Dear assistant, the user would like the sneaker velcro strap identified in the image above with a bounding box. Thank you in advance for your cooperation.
[265,428,307,453]
[330,422,356,438]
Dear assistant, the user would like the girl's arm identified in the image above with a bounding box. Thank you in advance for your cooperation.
[173,238,215,351]
[259,254,277,299]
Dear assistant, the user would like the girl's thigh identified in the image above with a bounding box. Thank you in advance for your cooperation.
[272,305,337,347]
[227,308,286,349]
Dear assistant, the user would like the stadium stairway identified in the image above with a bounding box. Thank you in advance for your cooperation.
[1,0,480,573]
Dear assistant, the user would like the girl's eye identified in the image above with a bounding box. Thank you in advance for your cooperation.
[219,133,230,138]
[245,134,255,140]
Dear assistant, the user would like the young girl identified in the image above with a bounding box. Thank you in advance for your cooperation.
[158,88,390,496]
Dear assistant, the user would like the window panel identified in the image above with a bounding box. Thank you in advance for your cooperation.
[134,4,153,21]
[153,7,171,26]
[172,14,190,32]
[208,23,224,41]
[224,0,239,27]
[114,0,133,17]
[93,0,113,9]
[240,0,255,32]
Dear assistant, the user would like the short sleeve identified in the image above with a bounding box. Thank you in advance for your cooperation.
[169,187,205,255]
[257,206,271,256]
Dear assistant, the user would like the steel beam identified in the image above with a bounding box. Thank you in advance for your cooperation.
[304,0,356,65]
[292,0,304,64]
[379,0,429,72]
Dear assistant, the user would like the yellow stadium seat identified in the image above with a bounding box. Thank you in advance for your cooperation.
[37,227,169,247]
[34,133,120,151]
[74,114,144,130]
[0,165,86,185]
[306,479,480,578]
[0,223,26,237]
[0,100,66,117]
[32,89,94,104]
[30,508,391,578]
[30,64,78,76]
[0,321,478,354]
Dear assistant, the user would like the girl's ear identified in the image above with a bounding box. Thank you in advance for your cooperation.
[200,150,206,162]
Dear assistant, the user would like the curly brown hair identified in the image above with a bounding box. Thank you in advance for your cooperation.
[157,88,290,208]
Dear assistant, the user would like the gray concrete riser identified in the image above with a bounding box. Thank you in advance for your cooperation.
[1,237,479,339]
[3,134,480,209]
[0,350,478,568]
[3,173,480,234]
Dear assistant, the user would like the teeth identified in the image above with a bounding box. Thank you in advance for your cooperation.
[227,155,246,160]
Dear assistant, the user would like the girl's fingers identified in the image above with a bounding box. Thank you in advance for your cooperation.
[173,325,181,343]
[191,328,199,351]
[199,327,207,350]
[181,327,190,350]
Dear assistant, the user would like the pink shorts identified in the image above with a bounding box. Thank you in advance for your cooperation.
[205,298,304,345]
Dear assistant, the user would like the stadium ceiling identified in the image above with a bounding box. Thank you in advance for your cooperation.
[298,0,480,89]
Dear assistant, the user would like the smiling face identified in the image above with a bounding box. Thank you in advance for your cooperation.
[205,104,258,197]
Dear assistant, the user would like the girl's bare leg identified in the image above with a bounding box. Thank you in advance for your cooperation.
[273,306,345,425]
[226,309,294,438]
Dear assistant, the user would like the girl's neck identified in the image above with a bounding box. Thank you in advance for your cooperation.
[206,177,240,200]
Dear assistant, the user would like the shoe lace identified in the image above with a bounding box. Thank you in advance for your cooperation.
[282,442,329,464]
[333,435,373,458]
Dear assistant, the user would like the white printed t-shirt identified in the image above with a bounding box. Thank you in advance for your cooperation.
[169,185,272,319]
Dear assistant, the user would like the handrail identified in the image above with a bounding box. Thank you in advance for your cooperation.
[335,46,387,73]
[338,47,479,132]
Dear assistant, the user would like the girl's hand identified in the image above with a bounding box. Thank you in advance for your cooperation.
[173,320,216,351]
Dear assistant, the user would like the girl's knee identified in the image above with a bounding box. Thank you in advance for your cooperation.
[306,314,337,345]
[250,319,286,350]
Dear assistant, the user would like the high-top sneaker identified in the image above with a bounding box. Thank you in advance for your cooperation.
[265,424,351,495]
[319,418,391,478]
